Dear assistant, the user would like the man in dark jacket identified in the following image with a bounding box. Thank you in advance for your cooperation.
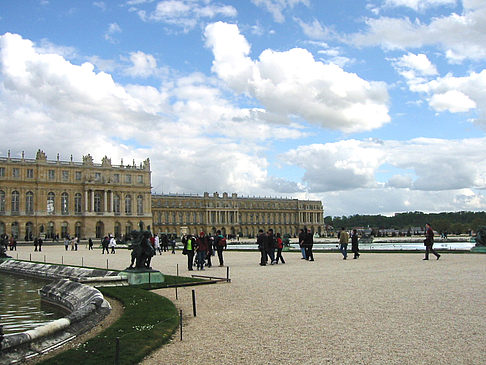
[424,223,440,260]
[215,230,225,267]
[265,229,276,265]
[304,228,314,261]
[195,232,209,270]
[257,229,266,266]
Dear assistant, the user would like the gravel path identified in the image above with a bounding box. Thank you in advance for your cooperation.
[11,246,486,364]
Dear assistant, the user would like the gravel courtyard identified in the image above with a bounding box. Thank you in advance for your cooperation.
[14,246,486,364]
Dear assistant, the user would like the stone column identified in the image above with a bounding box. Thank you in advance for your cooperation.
[91,190,95,213]
[104,190,108,212]
[110,191,114,212]
[85,190,89,212]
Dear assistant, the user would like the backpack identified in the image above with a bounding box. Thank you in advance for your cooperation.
[218,237,227,247]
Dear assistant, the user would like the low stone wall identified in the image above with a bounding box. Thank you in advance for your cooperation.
[0,259,113,362]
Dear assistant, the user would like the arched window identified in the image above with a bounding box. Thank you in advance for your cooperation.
[26,191,34,214]
[47,221,55,239]
[125,222,132,236]
[137,195,143,215]
[11,221,19,238]
[75,222,82,238]
[47,192,55,214]
[11,191,20,214]
[114,222,121,238]
[61,192,69,215]
[74,193,82,214]
[125,194,132,214]
[61,222,69,239]
[0,190,5,213]
[113,194,120,215]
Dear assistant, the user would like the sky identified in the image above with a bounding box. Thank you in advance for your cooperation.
[1,0,485,217]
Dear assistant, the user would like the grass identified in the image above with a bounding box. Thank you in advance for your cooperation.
[37,286,179,365]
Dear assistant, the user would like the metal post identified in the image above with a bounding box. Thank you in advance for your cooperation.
[179,310,183,341]
[114,337,120,365]
[176,264,179,277]
[44,255,46,263]
[29,253,31,261]
[175,287,178,300]
[227,266,230,282]
[82,257,84,267]
[62,256,63,265]
[192,289,197,317]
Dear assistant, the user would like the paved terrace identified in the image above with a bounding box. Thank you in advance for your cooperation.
[7,244,486,364]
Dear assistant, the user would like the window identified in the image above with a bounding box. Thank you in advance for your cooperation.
[48,170,55,180]
[61,192,69,214]
[11,191,20,214]
[27,169,34,178]
[137,195,143,215]
[0,167,5,177]
[47,192,55,214]
[74,193,82,214]
[113,194,120,215]
[12,168,20,178]
[125,174,132,183]
[137,175,143,184]
[125,194,132,214]
[62,170,69,181]
[75,171,82,181]
[0,190,5,213]
[113,174,120,183]
[26,192,34,214]
[95,172,101,181]
[94,192,102,213]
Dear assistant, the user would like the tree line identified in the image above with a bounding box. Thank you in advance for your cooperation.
[324,211,486,235]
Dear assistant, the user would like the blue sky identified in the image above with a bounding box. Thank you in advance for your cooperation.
[1,0,486,216]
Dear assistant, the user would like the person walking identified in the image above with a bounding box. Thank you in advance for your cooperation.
[257,229,267,266]
[64,236,69,251]
[423,223,440,260]
[34,237,39,252]
[88,237,93,250]
[304,228,314,261]
[275,232,285,264]
[298,229,307,260]
[101,236,110,254]
[38,237,42,252]
[351,229,360,259]
[195,232,208,270]
[339,227,349,260]
[215,230,226,267]
[109,235,117,254]
[265,229,276,264]
[182,234,195,270]
[154,234,162,254]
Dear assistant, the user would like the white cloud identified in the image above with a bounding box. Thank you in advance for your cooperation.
[105,23,122,43]
[384,0,457,11]
[294,17,328,39]
[205,21,390,133]
[124,51,160,78]
[0,32,305,197]
[429,90,476,112]
[251,0,309,23]
[351,2,486,62]
[136,0,237,32]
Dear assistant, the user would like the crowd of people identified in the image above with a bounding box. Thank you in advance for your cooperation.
[2,223,443,265]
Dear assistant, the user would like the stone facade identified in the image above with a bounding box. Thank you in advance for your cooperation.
[0,151,324,240]
[0,150,152,240]
[152,192,324,237]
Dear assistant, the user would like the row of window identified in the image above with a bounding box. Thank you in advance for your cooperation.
[0,190,144,215]
[154,200,321,211]
[0,166,144,184]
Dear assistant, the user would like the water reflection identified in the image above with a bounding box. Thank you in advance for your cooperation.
[0,273,66,334]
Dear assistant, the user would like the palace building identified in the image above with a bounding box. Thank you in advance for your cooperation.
[0,151,324,240]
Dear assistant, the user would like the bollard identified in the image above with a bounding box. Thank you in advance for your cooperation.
[16,253,18,260]
[82,257,84,267]
[30,253,32,261]
[179,310,183,341]
[192,289,197,317]
[114,337,120,365]
[61,256,63,265]
[44,255,46,263]
[176,264,179,277]
[227,266,230,282]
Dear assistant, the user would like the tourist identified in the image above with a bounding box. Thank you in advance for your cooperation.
[182,234,195,270]
[275,232,285,264]
[9,236,16,251]
[154,234,162,254]
[265,229,276,264]
[109,235,117,254]
[351,229,360,259]
[34,237,39,252]
[38,237,43,252]
[257,229,266,266]
[88,237,93,250]
[304,227,314,261]
[215,230,226,267]
[64,236,69,251]
[339,227,349,260]
[73,236,78,251]
[195,232,208,270]
[101,236,110,254]
[161,234,169,252]
[298,228,306,259]
[423,223,440,260]
[170,237,176,254]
